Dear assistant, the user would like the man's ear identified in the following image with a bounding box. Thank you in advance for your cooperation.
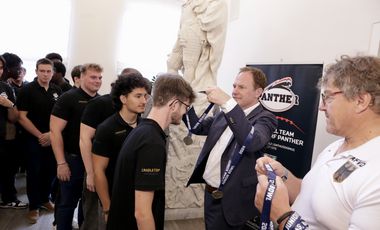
[255,88,263,98]
[356,92,372,113]
[120,95,127,104]
[158,96,164,105]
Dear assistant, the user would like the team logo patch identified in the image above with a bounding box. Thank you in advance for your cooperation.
[333,156,366,183]
[53,93,59,101]
[260,77,299,112]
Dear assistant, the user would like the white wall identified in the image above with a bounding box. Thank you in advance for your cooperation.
[218,0,380,163]
[66,0,380,164]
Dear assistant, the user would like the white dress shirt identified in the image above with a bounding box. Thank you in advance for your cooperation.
[203,99,259,187]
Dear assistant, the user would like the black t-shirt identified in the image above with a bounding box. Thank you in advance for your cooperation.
[0,81,16,139]
[9,80,28,97]
[92,113,139,194]
[9,81,29,134]
[17,79,61,136]
[59,81,73,93]
[107,119,167,230]
[81,94,114,129]
[51,87,98,154]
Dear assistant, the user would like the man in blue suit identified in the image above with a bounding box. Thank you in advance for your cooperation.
[186,66,277,229]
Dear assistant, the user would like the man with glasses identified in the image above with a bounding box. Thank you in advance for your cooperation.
[255,55,380,230]
[107,73,195,230]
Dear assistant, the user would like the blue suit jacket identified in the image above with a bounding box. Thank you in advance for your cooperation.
[187,104,277,226]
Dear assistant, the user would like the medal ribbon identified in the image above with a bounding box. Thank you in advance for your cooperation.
[218,126,255,193]
[185,103,215,131]
[260,164,276,230]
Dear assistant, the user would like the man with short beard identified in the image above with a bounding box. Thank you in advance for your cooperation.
[107,73,195,230]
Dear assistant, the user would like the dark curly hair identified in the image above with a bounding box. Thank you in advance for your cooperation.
[110,72,151,111]
[2,52,23,80]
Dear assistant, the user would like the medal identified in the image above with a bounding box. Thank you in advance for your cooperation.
[183,133,193,145]
[211,190,223,199]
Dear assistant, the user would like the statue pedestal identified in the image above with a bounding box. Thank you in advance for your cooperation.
[164,122,206,220]
[165,206,204,220]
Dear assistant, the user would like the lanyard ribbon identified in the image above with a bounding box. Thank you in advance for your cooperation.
[185,103,215,132]
[260,164,276,230]
[211,126,255,199]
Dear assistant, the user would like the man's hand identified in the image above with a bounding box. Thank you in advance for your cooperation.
[86,173,96,192]
[205,87,231,106]
[254,174,291,222]
[0,95,14,108]
[255,156,287,178]
[39,132,51,147]
[57,164,71,181]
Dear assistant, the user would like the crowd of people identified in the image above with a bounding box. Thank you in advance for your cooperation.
[0,52,379,230]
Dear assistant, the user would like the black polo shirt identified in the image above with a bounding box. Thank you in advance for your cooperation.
[107,119,167,230]
[59,81,73,93]
[81,94,114,129]
[17,79,61,136]
[92,113,139,195]
[9,80,29,97]
[51,87,98,155]
[0,81,16,139]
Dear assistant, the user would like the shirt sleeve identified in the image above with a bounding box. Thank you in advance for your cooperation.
[6,84,16,103]
[16,86,30,111]
[81,99,102,129]
[51,93,71,121]
[220,98,237,113]
[135,143,166,191]
[92,122,112,158]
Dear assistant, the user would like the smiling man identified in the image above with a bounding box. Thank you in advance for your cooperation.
[255,56,380,230]
[50,63,103,230]
[186,66,277,229]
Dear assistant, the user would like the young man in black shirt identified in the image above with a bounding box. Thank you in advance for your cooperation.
[92,73,150,223]
[107,73,195,230]
[0,58,24,208]
[0,53,28,210]
[79,67,143,229]
[17,58,62,223]
[50,63,102,230]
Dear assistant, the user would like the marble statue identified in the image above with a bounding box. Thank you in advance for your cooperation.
[165,0,228,220]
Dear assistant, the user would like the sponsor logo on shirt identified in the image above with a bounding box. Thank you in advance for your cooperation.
[141,168,161,173]
[53,93,59,101]
[333,155,366,183]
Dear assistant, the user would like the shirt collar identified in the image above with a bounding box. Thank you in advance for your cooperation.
[244,102,260,116]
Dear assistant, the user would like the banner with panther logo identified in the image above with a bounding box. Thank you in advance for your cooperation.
[248,64,323,177]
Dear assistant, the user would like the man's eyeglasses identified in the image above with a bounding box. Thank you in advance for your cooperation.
[321,91,343,106]
[169,98,190,110]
